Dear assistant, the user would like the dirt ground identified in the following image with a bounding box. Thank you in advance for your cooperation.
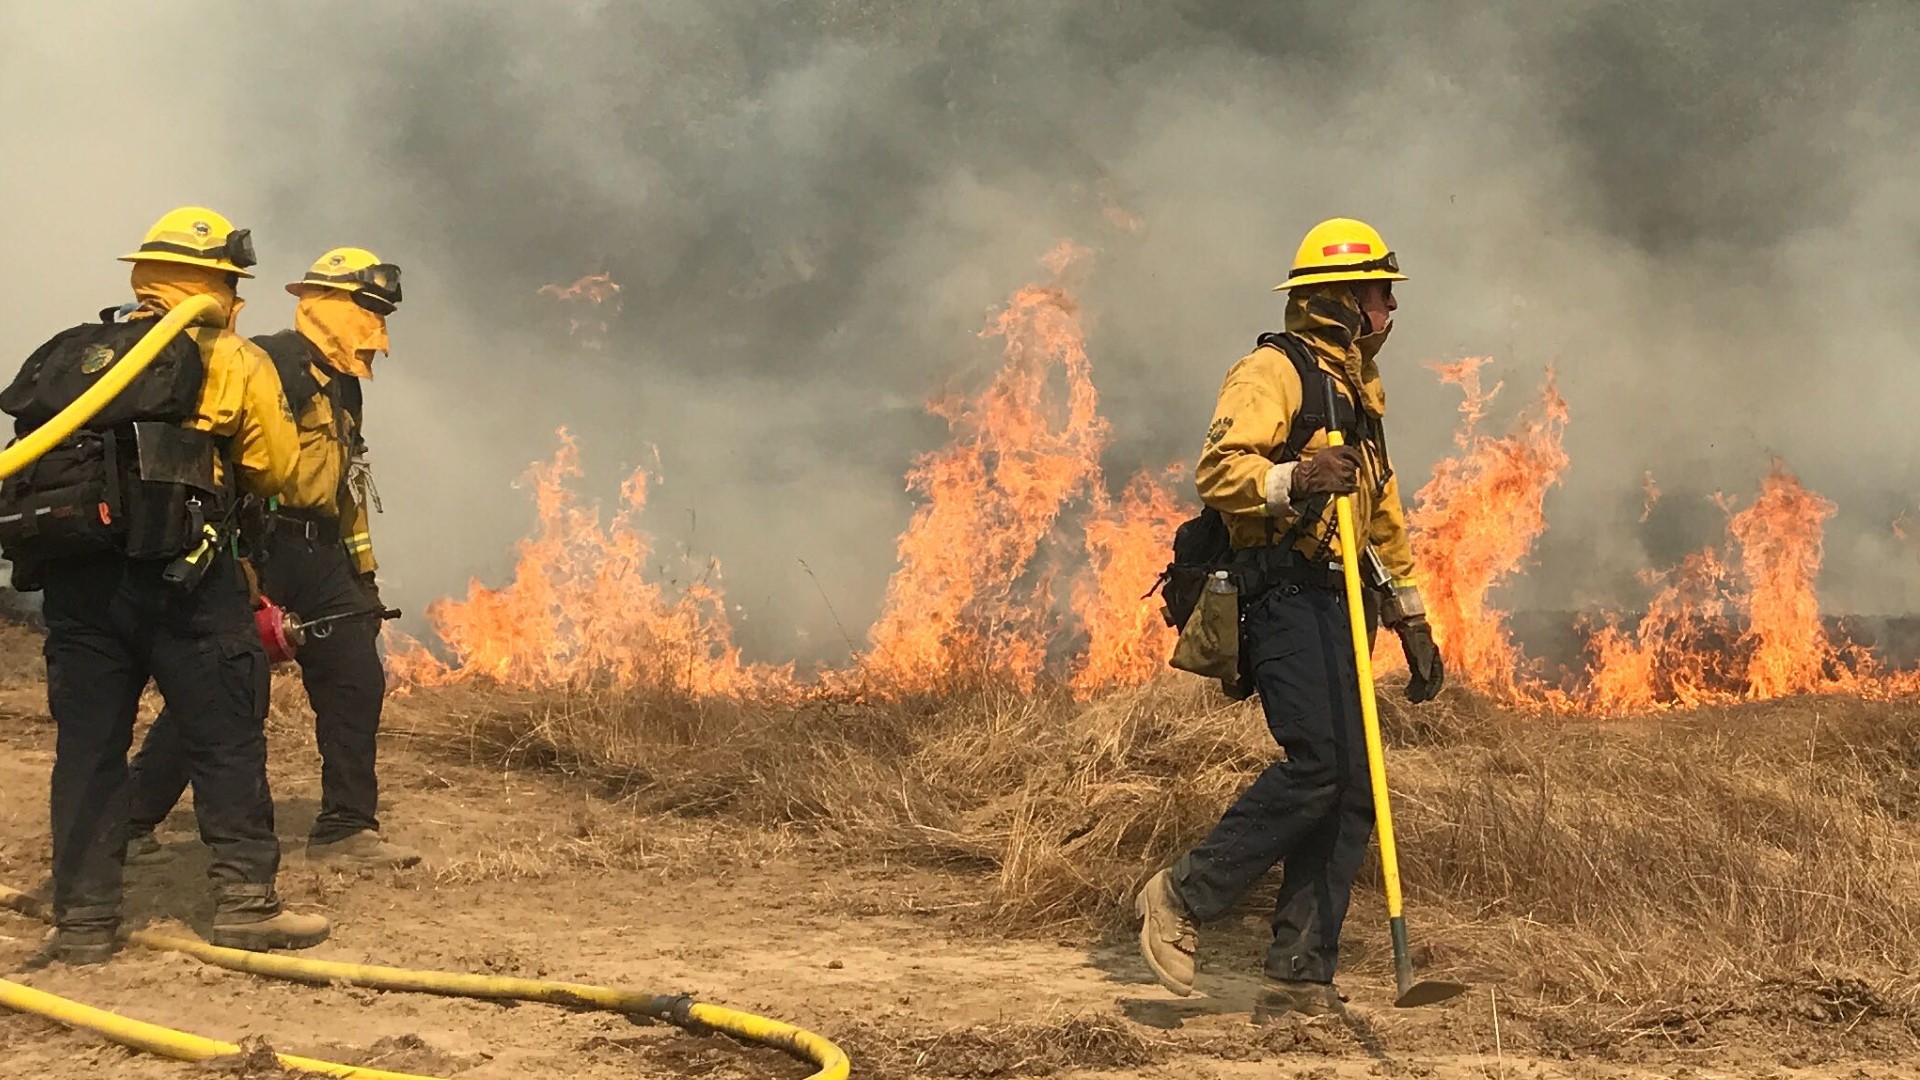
[1,648,1915,1079]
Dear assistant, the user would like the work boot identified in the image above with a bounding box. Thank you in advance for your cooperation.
[306,829,422,869]
[1134,868,1198,996]
[1253,979,1343,1023]
[206,885,330,951]
[126,831,172,866]
[50,926,119,966]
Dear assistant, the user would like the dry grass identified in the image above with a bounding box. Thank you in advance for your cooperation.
[617,1012,1354,1080]
[404,674,1920,1042]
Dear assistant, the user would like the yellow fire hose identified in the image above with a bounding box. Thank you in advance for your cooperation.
[0,306,852,1078]
[0,294,222,484]
[1323,382,1468,1010]
[1,884,849,1079]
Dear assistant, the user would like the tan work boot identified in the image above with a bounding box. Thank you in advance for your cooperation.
[307,829,422,869]
[206,885,330,951]
[1134,868,1198,996]
[1253,979,1343,1023]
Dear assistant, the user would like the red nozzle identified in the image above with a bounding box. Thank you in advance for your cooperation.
[255,598,303,663]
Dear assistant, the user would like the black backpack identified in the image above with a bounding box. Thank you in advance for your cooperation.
[0,308,218,575]
[0,309,204,429]
[1152,333,1346,631]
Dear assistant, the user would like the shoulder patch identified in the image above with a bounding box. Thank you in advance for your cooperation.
[1203,416,1233,451]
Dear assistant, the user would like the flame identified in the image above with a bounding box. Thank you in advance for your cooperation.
[1567,464,1864,712]
[397,245,1920,716]
[1580,550,1737,713]
[858,242,1110,694]
[1641,472,1661,523]
[1731,463,1854,698]
[1399,363,1879,714]
[538,272,622,348]
[385,430,790,698]
[1404,358,1570,701]
[416,243,1183,701]
[1070,465,1188,698]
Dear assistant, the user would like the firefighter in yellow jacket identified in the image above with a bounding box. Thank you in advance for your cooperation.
[1135,218,1443,1017]
[128,247,416,868]
[1,207,330,962]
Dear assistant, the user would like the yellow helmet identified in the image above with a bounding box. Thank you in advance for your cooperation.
[1275,217,1406,291]
[119,206,257,277]
[287,247,402,314]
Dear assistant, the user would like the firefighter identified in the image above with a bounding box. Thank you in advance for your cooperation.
[1134,218,1444,1017]
[1,207,330,962]
[126,247,416,868]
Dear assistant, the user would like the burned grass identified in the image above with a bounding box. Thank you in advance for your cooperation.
[397,676,1920,1051]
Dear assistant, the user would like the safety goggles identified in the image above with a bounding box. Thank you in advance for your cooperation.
[310,263,403,310]
[137,228,257,270]
[1288,250,1399,280]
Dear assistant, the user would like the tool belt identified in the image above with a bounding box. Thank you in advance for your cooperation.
[266,507,341,545]
[1225,543,1344,598]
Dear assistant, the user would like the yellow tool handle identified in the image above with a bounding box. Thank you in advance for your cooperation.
[0,294,219,483]
[1325,426,1406,922]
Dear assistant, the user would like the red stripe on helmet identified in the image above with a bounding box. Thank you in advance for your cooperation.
[1321,242,1373,256]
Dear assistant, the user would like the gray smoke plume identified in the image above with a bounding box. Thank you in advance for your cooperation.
[4,2,1919,662]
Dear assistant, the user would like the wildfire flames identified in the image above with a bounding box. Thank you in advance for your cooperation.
[398,244,1920,716]
[1403,358,1569,703]
[385,434,791,698]
[538,272,622,349]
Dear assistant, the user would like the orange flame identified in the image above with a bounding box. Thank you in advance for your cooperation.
[1732,463,1854,698]
[386,430,790,698]
[398,248,1920,715]
[538,272,622,347]
[858,242,1110,694]
[1405,358,1570,702]
[1071,465,1189,698]
[414,243,1185,700]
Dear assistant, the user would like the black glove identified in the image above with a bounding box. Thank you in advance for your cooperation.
[358,571,383,610]
[1290,445,1366,499]
[1397,616,1445,704]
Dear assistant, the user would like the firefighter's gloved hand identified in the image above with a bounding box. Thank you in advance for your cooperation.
[1289,445,1365,500]
[1397,616,1444,703]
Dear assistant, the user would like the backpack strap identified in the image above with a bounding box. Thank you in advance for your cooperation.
[1255,332,1333,463]
[251,329,325,418]
[1252,331,1353,557]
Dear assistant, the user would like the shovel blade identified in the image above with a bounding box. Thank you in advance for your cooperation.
[1393,979,1470,1009]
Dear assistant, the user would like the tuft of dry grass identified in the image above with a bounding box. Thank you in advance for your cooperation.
[403,675,1920,1039]
[839,1014,1164,1079]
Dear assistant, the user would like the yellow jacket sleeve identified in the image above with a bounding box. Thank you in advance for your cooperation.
[186,330,298,501]
[1366,468,1419,587]
[341,482,376,576]
[1195,350,1305,520]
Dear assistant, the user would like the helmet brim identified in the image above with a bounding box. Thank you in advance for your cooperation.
[120,250,255,278]
[286,280,354,298]
[1274,269,1408,291]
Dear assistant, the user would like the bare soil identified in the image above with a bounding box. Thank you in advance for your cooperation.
[1,622,1917,1078]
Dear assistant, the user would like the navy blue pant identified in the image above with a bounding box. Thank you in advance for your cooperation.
[1171,582,1374,983]
[130,528,384,846]
[43,552,279,933]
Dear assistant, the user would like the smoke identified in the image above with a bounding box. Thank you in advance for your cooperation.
[5,1,1920,659]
